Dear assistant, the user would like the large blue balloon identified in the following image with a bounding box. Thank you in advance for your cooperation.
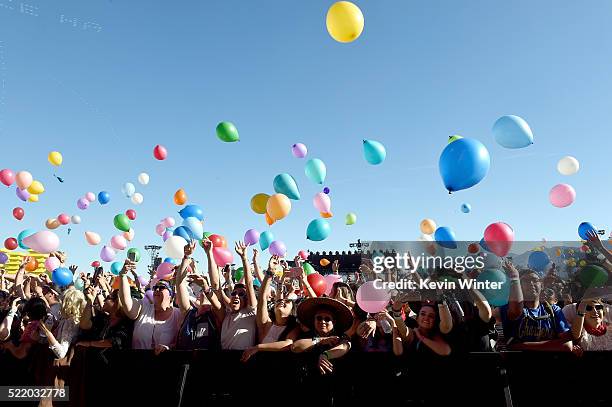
[578,222,596,240]
[304,158,326,184]
[173,226,193,242]
[98,191,111,205]
[434,227,457,249]
[492,115,534,149]
[17,229,36,250]
[52,267,73,287]
[273,173,301,200]
[182,217,204,240]
[528,251,550,273]
[439,138,490,193]
[178,205,204,221]
[476,268,510,306]
[259,231,274,251]
[306,219,331,241]
[363,139,386,165]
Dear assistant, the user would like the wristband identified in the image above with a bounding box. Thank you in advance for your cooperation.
[7,310,16,318]
[312,337,321,345]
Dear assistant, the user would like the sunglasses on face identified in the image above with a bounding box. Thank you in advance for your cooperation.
[153,286,168,292]
[231,291,246,298]
[315,315,333,323]
[586,305,604,312]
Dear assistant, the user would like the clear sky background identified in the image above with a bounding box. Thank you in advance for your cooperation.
[1,1,611,274]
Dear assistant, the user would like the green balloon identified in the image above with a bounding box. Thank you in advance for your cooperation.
[448,135,463,144]
[113,214,131,232]
[216,122,239,143]
[233,266,244,281]
[303,262,316,275]
[345,213,357,225]
[127,248,141,262]
[578,265,608,288]
[203,231,213,239]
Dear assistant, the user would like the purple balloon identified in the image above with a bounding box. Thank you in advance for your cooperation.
[291,143,308,158]
[137,276,149,286]
[323,187,330,194]
[16,188,29,202]
[100,246,116,262]
[77,197,89,210]
[0,252,8,264]
[244,229,260,246]
[268,240,287,257]
[162,230,172,241]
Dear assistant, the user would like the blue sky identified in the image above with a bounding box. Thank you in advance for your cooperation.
[1,1,611,273]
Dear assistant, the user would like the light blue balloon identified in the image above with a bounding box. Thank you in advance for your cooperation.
[461,203,471,213]
[304,158,326,185]
[439,138,490,193]
[74,277,85,291]
[476,268,510,306]
[17,229,36,250]
[178,205,204,221]
[182,217,204,240]
[121,182,136,198]
[111,262,123,275]
[306,219,331,241]
[164,257,179,264]
[173,226,193,241]
[528,251,550,273]
[434,227,457,249]
[363,139,386,165]
[259,231,274,251]
[492,115,534,149]
[273,173,301,200]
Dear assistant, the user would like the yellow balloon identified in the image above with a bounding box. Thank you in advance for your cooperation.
[420,219,436,235]
[320,258,330,267]
[266,193,291,221]
[28,194,39,202]
[326,1,364,43]
[48,151,63,166]
[579,260,587,266]
[251,193,270,215]
[27,180,44,195]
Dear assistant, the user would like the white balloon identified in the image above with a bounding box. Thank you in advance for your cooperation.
[417,234,433,242]
[557,156,579,176]
[122,182,136,198]
[164,235,187,259]
[138,173,150,185]
[131,193,144,205]
[71,215,81,224]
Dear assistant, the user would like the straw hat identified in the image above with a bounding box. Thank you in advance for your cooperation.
[297,297,354,334]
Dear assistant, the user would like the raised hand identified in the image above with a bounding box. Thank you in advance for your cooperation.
[502,259,519,279]
[252,248,259,262]
[69,265,78,274]
[121,259,136,275]
[268,255,280,273]
[234,241,247,258]
[184,241,196,258]
[201,238,213,254]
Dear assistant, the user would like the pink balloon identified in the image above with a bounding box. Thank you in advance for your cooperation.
[298,250,309,260]
[213,247,234,267]
[156,262,175,278]
[44,256,61,272]
[291,143,308,158]
[313,192,331,213]
[111,235,128,250]
[161,217,175,228]
[269,240,287,257]
[100,246,116,262]
[244,229,260,246]
[123,229,135,242]
[324,274,342,296]
[15,171,32,190]
[549,183,575,208]
[57,213,70,225]
[22,231,60,254]
[155,223,166,236]
[85,231,101,245]
[356,281,391,313]
[484,222,515,257]
[85,192,96,202]
[0,168,15,187]
[77,198,89,210]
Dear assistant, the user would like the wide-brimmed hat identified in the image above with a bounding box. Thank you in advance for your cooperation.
[297,297,354,334]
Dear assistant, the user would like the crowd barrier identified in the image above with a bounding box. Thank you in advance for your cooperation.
[1,348,610,406]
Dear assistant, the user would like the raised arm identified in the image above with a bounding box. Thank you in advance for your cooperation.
[502,259,523,321]
[175,242,196,314]
[586,231,612,267]
[438,299,453,334]
[235,241,257,309]
[256,257,278,338]
[0,297,19,341]
[252,248,264,283]
[571,301,587,340]
[118,259,141,320]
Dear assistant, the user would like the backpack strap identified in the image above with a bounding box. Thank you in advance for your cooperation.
[542,301,557,334]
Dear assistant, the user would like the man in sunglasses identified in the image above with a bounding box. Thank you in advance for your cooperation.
[499,260,572,351]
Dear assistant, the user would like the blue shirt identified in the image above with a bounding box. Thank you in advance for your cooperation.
[500,303,569,343]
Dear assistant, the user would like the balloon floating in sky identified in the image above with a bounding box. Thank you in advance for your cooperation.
[259,231,274,251]
[12,207,24,220]
[77,197,89,210]
[273,173,301,200]
[307,219,331,241]
[345,212,357,225]
[48,151,63,166]
[126,209,137,220]
[269,241,287,257]
[153,144,167,160]
[266,194,291,221]
[45,218,60,230]
[323,187,330,194]
[16,188,29,202]
[57,214,70,225]
[15,171,32,190]
[28,194,39,203]
[461,203,471,213]
[326,1,364,43]
[313,192,332,216]
[492,115,534,149]
[71,215,81,224]
[27,180,44,195]
[420,219,437,235]
[174,188,187,205]
[179,204,204,221]
[98,191,110,205]
[305,158,327,184]
[244,229,260,246]
[131,193,144,205]
[216,121,240,142]
[549,184,575,208]
[291,143,308,158]
[484,222,514,257]
[22,230,60,253]
[363,139,386,165]
[250,193,269,215]
[122,182,135,198]
[557,156,579,176]
[138,172,150,185]
[17,229,35,249]
[448,135,463,144]
[439,138,490,193]
[434,227,457,249]
[0,169,15,187]
[85,231,101,245]
[52,267,72,287]
[578,222,596,240]
[100,245,116,262]
[113,214,131,232]
[85,192,96,202]
[4,237,18,250]
[164,235,188,259]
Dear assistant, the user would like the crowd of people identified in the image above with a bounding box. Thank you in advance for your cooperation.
[1,232,612,405]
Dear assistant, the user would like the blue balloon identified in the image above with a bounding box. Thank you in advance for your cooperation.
[17,229,35,250]
[111,262,123,275]
[434,227,457,249]
[52,267,73,288]
[98,191,111,205]
[480,238,491,253]
[74,277,85,291]
[492,115,534,149]
[253,278,262,288]
[439,138,490,193]
[461,203,471,213]
[178,204,204,221]
[578,222,596,240]
[259,231,274,251]
[173,226,193,242]
[306,219,331,241]
[304,158,326,184]
[528,251,550,273]
[121,182,135,198]
[476,269,510,306]
[363,139,386,165]
[182,217,204,240]
[273,173,301,200]
[164,257,179,265]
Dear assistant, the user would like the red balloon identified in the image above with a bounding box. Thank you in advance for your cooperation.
[484,222,515,257]
[468,243,480,254]
[153,144,167,160]
[0,169,15,187]
[4,237,18,250]
[307,273,327,297]
[126,209,137,220]
[12,207,24,220]
[208,234,227,248]
[298,250,309,260]
[91,261,101,268]
[57,214,70,225]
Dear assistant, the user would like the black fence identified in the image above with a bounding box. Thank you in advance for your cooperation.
[1,349,610,406]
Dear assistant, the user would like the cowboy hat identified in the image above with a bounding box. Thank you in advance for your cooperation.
[297,297,353,334]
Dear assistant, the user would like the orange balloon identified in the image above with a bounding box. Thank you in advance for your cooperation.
[25,257,38,272]
[320,212,333,218]
[265,212,275,225]
[266,193,291,221]
[320,258,330,267]
[174,188,188,205]
[112,276,135,290]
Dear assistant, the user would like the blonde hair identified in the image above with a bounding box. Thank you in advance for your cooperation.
[60,287,86,324]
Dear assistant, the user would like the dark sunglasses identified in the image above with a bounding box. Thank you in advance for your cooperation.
[153,286,168,292]
[231,290,246,298]
[315,315,333,323]
[586,305,604,312]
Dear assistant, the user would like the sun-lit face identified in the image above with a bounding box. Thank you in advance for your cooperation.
[229,287,247,312]
[274,298,293,320]
[520,273,542,300]
[417,306,436,331]
[584,300,605,328]
[153,286,172,308]
[314,311,335,336]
